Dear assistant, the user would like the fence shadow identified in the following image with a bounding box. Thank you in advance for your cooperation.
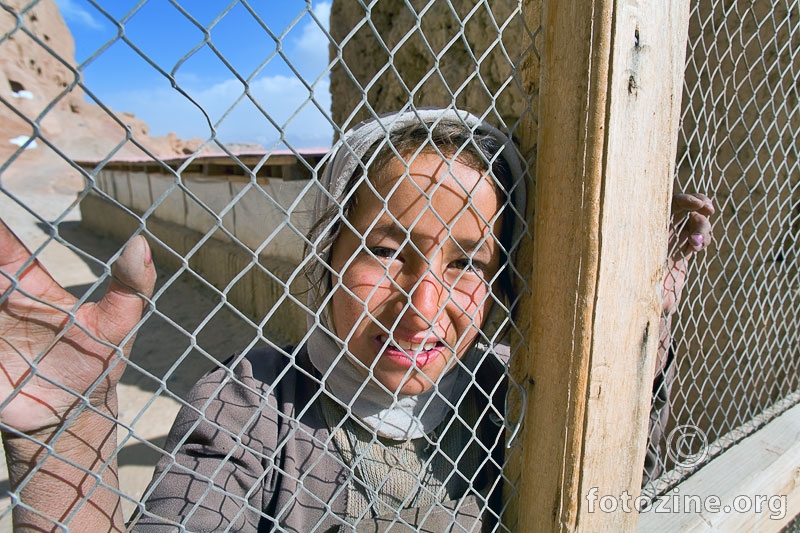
[53,220,264,399]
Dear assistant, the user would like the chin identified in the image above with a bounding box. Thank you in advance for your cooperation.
[390,372,441,397]
[396,383,431,396]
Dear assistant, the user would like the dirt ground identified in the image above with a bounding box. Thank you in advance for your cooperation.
[0,150,261,528]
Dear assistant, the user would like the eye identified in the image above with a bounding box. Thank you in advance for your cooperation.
[451,257,487,276]
[369,246,397,259]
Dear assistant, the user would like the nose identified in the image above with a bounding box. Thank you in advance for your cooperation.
[402,267,448,327]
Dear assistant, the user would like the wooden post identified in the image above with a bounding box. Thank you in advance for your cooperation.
[512,0,692,530]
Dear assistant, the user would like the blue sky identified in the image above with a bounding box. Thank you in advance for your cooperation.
[54,0,334,150]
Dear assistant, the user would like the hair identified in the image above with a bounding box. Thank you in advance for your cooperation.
[304,118,517,308]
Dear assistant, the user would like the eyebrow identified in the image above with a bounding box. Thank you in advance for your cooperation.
[455,238,494,257]
[363,220,494,257]
[362,220,407,243]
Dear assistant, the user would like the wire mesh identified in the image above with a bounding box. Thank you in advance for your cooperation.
[0,0,533,530]
[1,0,797,529]
[643,0,800,497]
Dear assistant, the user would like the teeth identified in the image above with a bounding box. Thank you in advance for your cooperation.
[383,337,438,352]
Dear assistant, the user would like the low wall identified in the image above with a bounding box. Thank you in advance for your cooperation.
[79,152,326,345]
[81,193,309,345]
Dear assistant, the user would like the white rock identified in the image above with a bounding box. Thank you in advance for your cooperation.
[9,136,38,149]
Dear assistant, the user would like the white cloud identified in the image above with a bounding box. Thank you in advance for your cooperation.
[97,1,335,149]
[195,74,332,148]
[290,2,332,80]
[54,0,103,30]
[110,73,332,149]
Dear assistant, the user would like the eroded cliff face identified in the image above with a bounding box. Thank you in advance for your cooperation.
[328,0,539,138]
[0,0,204,165]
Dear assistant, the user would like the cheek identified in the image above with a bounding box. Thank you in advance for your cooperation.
[339,260,394,303]
[330,287,357,333]
[331,261,393,334]
[452,282,491,319]
[450,284,493,344]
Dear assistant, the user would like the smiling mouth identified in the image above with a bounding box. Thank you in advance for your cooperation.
[378,336,446,363]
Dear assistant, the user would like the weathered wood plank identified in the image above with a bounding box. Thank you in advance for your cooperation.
[512,0,692,530]
[638,402,800,531]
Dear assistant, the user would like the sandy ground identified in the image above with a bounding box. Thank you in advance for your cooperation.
[0,151,261,529]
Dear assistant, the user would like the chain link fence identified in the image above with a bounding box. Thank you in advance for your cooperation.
[0,0,797,530]
[644,0,800,498]
[0,0,533,530]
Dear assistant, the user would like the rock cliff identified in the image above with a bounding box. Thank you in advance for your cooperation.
[0,0,204,170]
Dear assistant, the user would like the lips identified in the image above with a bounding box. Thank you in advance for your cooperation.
[377,335,447,368]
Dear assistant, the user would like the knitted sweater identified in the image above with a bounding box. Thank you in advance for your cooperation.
[128,345,507,532]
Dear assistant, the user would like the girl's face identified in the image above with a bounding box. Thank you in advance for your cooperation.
[329,152,502,396]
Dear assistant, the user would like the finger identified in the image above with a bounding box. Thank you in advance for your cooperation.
[670,194,714,255]
[109,236,156,299]
[0,220,32,267]
[674,211,713,256]
[672,193,715,217]
[94,236,157,342]
[0,221,36,290]
[683,211,713,252]
[0,220,59,298]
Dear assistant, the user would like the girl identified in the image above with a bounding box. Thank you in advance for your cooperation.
[132,108,526,531]
[0,108,713,531]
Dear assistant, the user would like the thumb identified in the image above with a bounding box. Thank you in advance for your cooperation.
[94,236,157,342]
[109,236,156,298]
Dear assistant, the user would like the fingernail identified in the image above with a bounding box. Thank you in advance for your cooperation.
[133,235,152,265]
[690,234,704,247]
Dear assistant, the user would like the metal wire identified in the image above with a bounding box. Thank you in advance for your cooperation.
[1,0,796,529]
[643,0,800,498]
[0,1,532,531]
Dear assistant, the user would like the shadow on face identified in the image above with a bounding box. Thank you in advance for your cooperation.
[329,152,502,396]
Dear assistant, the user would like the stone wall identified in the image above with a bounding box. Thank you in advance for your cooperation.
[92,166,318,265]
[81,193,308,346]
[328,0,539,138]
[79,153,326,345]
